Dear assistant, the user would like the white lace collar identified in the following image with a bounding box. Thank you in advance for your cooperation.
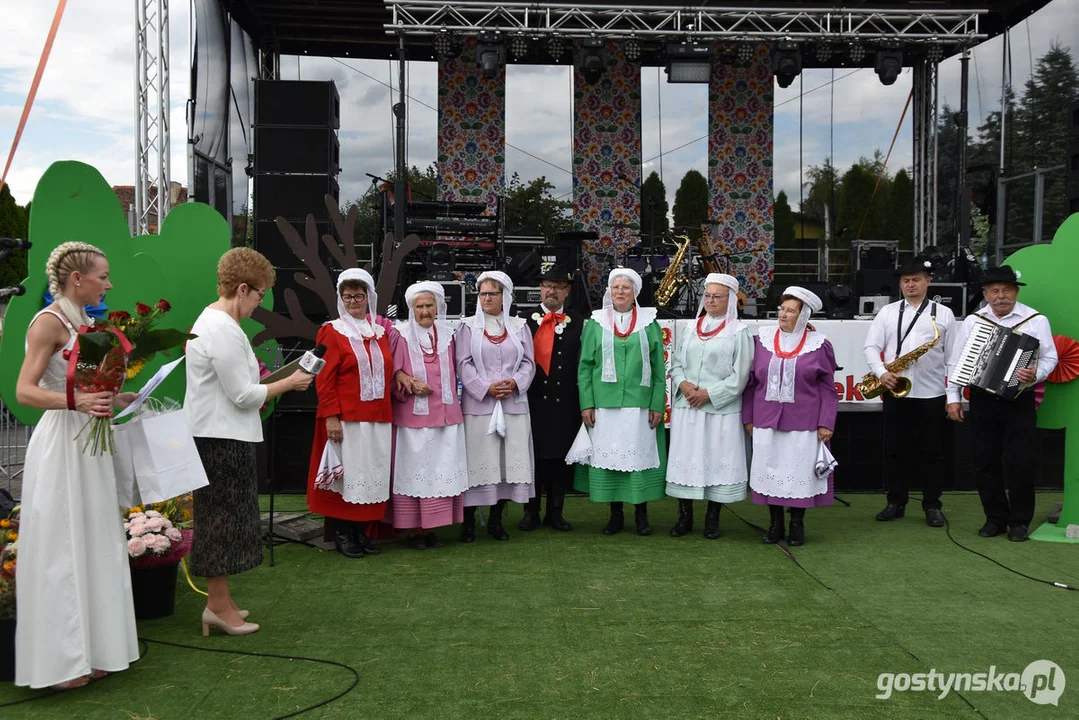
[757,325,825,358]
[589,306,658,333]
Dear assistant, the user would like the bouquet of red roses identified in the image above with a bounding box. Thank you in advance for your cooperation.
[71,299,194,455]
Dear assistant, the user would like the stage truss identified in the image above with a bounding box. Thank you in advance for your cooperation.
[913,59,939,254]
[134,0,171,235]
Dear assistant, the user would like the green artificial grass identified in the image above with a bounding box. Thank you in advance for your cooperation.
[1,492,1076,719]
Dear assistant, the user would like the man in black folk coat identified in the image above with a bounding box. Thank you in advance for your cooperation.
[521,264,585,531]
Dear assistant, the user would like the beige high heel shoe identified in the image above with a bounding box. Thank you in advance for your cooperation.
[202,607,260,636]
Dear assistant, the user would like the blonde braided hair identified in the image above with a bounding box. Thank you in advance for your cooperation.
[45,241,106,299]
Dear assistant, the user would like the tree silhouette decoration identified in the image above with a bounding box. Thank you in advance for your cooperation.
[252,194,420,346]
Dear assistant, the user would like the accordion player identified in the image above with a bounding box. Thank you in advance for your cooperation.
[948,318,1040,400]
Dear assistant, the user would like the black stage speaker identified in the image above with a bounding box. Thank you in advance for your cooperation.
[856,269,897,298]
[254,220,335,270]
[1068,99,1079,215]
[267,270,332,316]
[257,410,316,494]
[255,80,340,129]
[859,245,896,271]
[254,127,340,175]
[254,174,339,222]
[928,282,967,318]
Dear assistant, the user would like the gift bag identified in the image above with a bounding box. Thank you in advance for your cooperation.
[125,399,209,503]
[112,423,142,507]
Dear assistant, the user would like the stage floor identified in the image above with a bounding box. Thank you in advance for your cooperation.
[2,492,1075,717]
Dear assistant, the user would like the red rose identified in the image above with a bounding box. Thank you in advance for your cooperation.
[136,302,153,316]
[108,310,131,323]
[156,299,172,312]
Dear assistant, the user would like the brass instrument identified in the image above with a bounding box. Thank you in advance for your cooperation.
[655,234,691,307]
[856,317,940,399]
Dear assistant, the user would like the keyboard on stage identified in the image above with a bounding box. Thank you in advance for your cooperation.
[389,216,499,235]
[949,317,1040,400]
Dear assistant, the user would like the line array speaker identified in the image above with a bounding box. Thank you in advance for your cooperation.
[255,80,340,129]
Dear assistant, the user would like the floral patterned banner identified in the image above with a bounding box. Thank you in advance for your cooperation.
[572,42,641,301]
[708,44,774,298]
[437,40,505,212]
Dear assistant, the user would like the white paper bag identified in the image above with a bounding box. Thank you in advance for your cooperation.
[112,423,141,507]
[564,424,593,466]
[126,408,209,503]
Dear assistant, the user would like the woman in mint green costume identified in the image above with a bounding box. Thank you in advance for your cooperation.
[572,268,667,536]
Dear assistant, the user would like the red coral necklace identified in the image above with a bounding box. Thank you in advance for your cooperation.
[613,306,637,339]
[772,328,808,359]
[696,315,726,340]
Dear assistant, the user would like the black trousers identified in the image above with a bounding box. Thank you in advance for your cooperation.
[881,394,946,509]
[527,457,572,513]
[968,389,1038,528]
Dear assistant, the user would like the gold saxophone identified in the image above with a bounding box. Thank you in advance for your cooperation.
[856,317,940,399]
[655,234,691,307]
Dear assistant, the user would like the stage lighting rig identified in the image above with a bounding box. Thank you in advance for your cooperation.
[926,43,944,64]
[815,42,832,63]
[665,42,714,83]
[509,34,529,59]
[771,41,802,89]
[547,37,566,61]
[577,38,607,85]
[736,43,755,66]
[848,43,867,63]
[476,32,505,78]
[875,45,904,86]
[623,37,642,62]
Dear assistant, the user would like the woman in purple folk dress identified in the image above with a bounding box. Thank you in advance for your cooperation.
[454,271,536,543]
[742,286,838,546]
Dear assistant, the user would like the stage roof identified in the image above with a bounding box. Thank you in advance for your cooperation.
[222,1,1053,63]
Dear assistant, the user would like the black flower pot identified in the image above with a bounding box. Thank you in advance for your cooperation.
[130,563,179,620]
[0,617,14,682]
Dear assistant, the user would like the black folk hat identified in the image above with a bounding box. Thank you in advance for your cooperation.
[538,264,574,284]
[979,265,1026,287]
[895,256,935,277]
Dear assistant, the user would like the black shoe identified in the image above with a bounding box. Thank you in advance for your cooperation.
[978,521,1006,538]
[925,508,946,527]
[1008,524,1029,542]
[425,532,445,548]
[517,509,540,531]
[875,504,906,521]
[544,508,572,532]
[334,530,365,558]
[409,533,428,550]
[354,528,380,555]
[487,502,510,541]
[602,503,624,535]
[787,515,805,546]
[634,503,652,536]
[669,499,694,537]
[703,502,721,540]
[763,506,785,544]
[460,511,476,543]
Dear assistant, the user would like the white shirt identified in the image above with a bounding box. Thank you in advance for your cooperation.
[945,300,1058,404]
[184,307,268,442]
[863,297,957,399]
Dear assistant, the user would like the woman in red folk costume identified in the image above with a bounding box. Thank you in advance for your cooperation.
[307,268,394,558]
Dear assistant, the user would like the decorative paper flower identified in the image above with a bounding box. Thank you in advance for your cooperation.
[923,260,933,269]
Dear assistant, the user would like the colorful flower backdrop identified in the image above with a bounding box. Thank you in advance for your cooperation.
[708,44,775,298]
[572,41,642,301]
[437,40,506,212]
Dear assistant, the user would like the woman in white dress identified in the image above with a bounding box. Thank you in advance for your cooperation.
[666,273,753,539]
[14,242,140,689]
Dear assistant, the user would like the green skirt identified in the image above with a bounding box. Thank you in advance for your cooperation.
[574,427,668,504]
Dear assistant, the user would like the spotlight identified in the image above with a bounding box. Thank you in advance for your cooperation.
[547,36,566,60]
[426,243,456,280]
[874,49,903,85]
[849,43,866,63]
[433,32,452,58]
[665,42,714,83]
[815,42,832,63]
[736,43,755,65]
[771,41,802,89]
[476,32,506,78]
[624,37,641,62]
[509,34,529,59]
[577,38,606,85]
[926,43,944,64]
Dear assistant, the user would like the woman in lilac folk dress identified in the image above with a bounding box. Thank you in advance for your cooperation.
[742,286,838,546]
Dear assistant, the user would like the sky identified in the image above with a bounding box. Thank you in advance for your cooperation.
[0,0,1076,218]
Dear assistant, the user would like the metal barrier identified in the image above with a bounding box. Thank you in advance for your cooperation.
[0,399,30,499]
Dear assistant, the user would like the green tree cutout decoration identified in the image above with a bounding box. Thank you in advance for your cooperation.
[0,161,266,426]
[1006,212,1079,542]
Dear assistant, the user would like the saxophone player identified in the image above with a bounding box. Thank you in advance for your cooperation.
[862,255,956,527]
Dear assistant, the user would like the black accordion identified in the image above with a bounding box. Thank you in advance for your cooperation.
[949,318,1040,400]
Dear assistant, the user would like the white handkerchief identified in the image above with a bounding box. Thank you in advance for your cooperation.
[315,440,344,491]
[487,400,507,437]
[815,442,838,479]
[564,424,593,465]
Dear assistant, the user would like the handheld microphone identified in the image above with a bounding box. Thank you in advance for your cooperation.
[0,285,26,299]
[0,238,31,250]
[299,343,328,375]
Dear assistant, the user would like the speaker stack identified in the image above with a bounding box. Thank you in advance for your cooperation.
[1067,99,1079,216]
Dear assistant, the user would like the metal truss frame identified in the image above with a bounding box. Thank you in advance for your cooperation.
[912,58,939,253]
[135,0,171,235]
[384,2,988,43]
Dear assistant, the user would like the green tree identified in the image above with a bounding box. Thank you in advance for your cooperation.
[801,158,840,244]
[885,169,915,252]
[838,155,890,243]
[0,185,30,290]
[672,169,709,238]
[502,173,573,240]
[640,171,669,243]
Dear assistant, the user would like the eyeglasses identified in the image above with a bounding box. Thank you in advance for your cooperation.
[540,283,570,291]
[702,293,729,301]
[777,307,800,316]
[247,285,266,301]
[341,293,367,304]
[478,292,501,299]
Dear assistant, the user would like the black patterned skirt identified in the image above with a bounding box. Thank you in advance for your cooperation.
[189,437,263,577]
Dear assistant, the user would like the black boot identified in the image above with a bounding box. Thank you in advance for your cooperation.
[487,500,510,541]
[703,501,722,540]
[334,522,365,559]
[602,502,624,535]
[763,505,785,544]
[353,523,380,555]
[544,486,572,531]
[518,496,541,531]
[634,503,652,536]
[460,506,477,543]
[788,508,806,546]
[669,499,694,537]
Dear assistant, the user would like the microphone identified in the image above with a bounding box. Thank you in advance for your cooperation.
[298,343,327,375]
[0,238,30,250]
[0,285,26,299]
